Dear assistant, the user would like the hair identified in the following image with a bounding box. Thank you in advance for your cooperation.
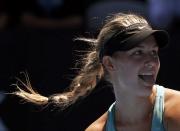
[13,13,149,110]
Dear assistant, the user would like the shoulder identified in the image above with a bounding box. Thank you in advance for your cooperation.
[85,112,108,131]
[164,88,180,131]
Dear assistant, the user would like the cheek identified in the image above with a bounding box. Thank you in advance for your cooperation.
[156,60,160,71]
[116,61,139,76]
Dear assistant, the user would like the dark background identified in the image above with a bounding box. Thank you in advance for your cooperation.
[0,0,180,131]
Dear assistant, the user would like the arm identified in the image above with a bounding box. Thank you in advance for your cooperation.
[85,112,108,131]
[164,88,180,131]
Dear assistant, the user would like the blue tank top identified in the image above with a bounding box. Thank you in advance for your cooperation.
[105,85,165,131]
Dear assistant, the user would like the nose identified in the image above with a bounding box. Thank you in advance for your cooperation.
[144,55,159,69]
[145,62,154,69]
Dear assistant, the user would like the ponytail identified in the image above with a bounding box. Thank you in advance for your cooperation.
[13,39,104,110]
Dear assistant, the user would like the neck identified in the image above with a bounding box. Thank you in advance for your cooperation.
[114,86,156,126]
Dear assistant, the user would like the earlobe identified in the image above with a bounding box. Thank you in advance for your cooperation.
[102,56,115,71]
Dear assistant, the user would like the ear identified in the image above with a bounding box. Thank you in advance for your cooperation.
[102,56,115,71]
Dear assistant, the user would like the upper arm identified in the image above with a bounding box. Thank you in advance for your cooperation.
[164,89,180,131]
[85,112,108,131]
[165,110,180,131]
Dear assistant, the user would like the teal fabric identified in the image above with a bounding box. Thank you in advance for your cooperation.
[105,85,165,131]
[105,102,116,131]
[151,85,165,131]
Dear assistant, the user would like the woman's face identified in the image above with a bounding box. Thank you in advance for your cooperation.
[107,36,160,94]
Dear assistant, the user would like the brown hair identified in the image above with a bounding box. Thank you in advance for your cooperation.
[13,13,149,110]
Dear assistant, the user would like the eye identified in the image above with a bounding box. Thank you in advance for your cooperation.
[151,50,159,57]
[133,50,143,56]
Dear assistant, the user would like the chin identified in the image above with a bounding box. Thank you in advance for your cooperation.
[143,83,155,88]
[138,78,155,88]
[137,81,155,96]
[138,86,154,97]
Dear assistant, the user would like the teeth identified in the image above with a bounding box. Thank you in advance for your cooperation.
[141,73,153,75]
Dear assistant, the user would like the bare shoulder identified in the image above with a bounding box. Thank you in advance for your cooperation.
[85,112,108,131]
[165,88,180,112]
[164,88,180,130]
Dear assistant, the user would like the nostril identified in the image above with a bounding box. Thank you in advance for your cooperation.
[145,62,154,69]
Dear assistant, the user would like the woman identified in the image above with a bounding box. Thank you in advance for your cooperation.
[14,13,180,131]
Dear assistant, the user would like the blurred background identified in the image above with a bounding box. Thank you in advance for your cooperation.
[0,0,180,130]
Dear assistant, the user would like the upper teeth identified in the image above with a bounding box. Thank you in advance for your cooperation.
[141,73,153,75]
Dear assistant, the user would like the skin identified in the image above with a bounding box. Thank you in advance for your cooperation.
[85,36,180,131]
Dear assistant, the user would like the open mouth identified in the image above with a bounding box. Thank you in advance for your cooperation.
[138,74,155,84]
